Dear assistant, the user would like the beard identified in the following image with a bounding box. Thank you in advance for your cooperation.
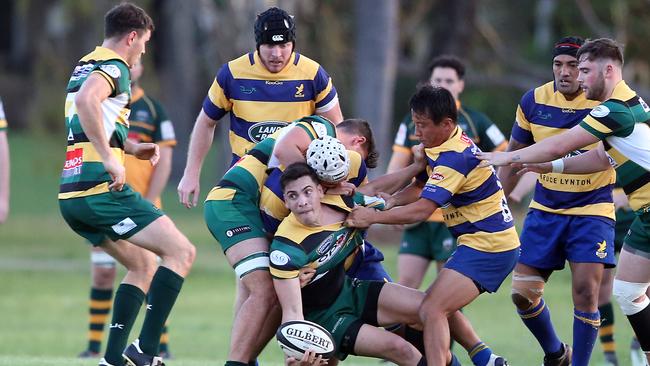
[586,73,606,101]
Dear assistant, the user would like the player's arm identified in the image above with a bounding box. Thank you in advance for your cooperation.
[386,149,412,174]
[273,277,305,323]
[518,143,612,175]
[273,126,314,167]
[317,101,343,125]
[357,145,426,196]
[496,138,531,197]
[478,125,600,166]
[0,130,8,223]
[178,110,218,208]
[75,73,124,191]
[145,145,172,202]
[345,196,438,228]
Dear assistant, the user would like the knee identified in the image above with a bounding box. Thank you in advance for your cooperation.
[613,279,650,315]
[384,338,420,363]
[93,266,117,288]
[573,281,599,309]
[511,272,545,311]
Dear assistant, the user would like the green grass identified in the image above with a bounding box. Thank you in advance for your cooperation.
[0,133,638,365]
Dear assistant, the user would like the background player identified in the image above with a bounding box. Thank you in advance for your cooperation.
[58,4,195,365]
[79,58,177,360]
[0,97,9,224]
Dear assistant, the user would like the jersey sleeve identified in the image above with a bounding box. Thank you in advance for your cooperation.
[346,151,368,187]
[475,113,506,151]
[313,66,338,114]
[269,237,309,280]
[91,60,130,97]
[511,90,535,144]
[420,151,467,206]
[202,64,232,121]
[579,102,634,140]
[392,116,415,154]
[151,99,176,146]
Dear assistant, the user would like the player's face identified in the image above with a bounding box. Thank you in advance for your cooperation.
[412,111,452,148]
[336,130,368,160]
[553,54,581,97]
[284,176,325,226]
[127,29,151,67]
[130,59,143,83]
[430,67,464,100]
[259,42,293,73]
[578,57,607,101]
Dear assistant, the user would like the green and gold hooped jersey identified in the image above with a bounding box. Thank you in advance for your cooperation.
[59,47,131,200]
[580,81,650,212]
[0,97,7,131]
[205,115,336,203]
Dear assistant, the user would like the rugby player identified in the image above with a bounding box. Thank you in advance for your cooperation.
[479,37,650,366]
[346,86,518,366]
[495,37,615,366]
[0,97,9,224]
[58,4,195,366]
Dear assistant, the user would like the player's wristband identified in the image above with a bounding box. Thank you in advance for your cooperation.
[551,159,564,173]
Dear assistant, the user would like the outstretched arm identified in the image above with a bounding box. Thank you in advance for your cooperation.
[496,138,530,197]
[518,144,612,175]
[345,197,438,228]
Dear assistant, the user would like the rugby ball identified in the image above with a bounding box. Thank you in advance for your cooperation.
[276,320,336,359]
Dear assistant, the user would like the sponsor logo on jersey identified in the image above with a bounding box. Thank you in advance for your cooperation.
[640,97,650,112]
[99,64,121,79]
[70,64,95,82]
[265,80,283,85]
[590,105,610,118]
[316,232,348,266]
[248,121,287,143]
[596,240,607,259]
[316,235,334,255]
[430,172,444,181]
[225,225,252,238]
[270,250,290,266]
[240,86,256,95]
[295,84,305,98]
[62,148,83,177]
[135,110,150,121]
[460,132,472,146]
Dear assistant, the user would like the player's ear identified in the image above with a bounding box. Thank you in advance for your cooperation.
[126,30,138,46]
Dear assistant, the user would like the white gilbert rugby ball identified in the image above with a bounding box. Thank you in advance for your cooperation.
[276,320,336,359]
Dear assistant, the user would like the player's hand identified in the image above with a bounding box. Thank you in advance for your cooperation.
[344,206,375,229]
[177,173,200,209]
[324,181,355,196]
[376,192,395,210]
[133,143,160,166]
[298,267,316,288]
[104,156,126,191]
[286,350,328,366]
[411,143,427,169]
[476,151,514,167]
[516,162,552,176]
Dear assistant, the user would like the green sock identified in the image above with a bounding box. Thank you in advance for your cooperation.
[138,266,184,355]
[87,287,113,353]
[104,284,145,365]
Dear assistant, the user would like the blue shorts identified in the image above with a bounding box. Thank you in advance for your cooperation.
[345,241,393,282]
[519,209,616,270]
[445,245,519,293]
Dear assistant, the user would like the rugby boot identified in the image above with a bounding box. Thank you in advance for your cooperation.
[542,343,572,366]
[98,358,118,366]
[122,339,164,366]
[487,354,509,365]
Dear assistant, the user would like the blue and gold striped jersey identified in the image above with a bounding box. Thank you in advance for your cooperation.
[417,126,519,253]
[260,150,368,234]
[202,52,339,165]
[59,47,131,200]
[0,97,6,132]
[580,81,650,212]
[511,81,614,219]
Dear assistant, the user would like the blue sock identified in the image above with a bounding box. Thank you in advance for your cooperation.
[469,342,492,366]
[572,308,600,366]
[517,298,562,355]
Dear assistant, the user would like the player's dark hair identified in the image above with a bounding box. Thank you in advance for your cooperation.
[577,38,624,65]
[336,119,378,169]
[104,2,154,39]
[427,55,466,80]
[409,85,457,125]
[281,162,320,192]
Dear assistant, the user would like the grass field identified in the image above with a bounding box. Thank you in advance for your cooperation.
[0,133,638,365]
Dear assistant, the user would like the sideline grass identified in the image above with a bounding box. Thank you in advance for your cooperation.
[0,133,637,365]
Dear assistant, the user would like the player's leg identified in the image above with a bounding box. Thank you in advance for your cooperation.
[513,210,569,363]
[598,267,618,365]
[419,268,479,366]
[613,215,650,366]
[80,248,117,358]
[353,324,423,365]
[569,262,605,366]
[397,222,433,289]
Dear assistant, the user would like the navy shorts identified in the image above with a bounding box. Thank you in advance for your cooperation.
[345,241,392,282]
[445,245,519,293]
[519,209,616,270]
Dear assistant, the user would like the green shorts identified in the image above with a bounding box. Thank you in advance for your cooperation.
[614,208,636,252]
[59,185,163,246]
[204,190,267,252]
[622,211,650,253]
[398,221,457,261]
[305,278,384,360]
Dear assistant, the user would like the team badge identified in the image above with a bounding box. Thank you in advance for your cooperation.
[595,240,607,259]
[270,250,290,266]
[590,105,610,118]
